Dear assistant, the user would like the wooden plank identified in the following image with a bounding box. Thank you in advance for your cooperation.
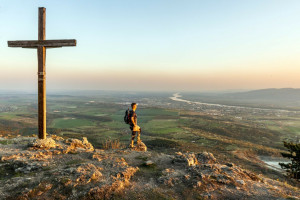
[38,7,46,140]
[37,46,46,139]
[39,7,46,40]
[7,40,77,48]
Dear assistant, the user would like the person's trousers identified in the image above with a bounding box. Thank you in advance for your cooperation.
[131,129,141,142]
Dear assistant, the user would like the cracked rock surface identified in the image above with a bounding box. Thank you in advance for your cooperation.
[0,135,299,200]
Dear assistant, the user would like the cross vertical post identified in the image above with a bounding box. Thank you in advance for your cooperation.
[38,7,46,139]
[7,7,76,140]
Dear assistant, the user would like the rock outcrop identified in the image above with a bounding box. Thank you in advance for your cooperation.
[0,135,299,200]
[132,141,147,152]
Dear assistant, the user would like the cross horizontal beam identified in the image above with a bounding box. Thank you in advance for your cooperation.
[8,39,76,48]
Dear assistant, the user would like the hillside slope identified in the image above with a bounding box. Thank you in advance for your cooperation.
[0,135,299,200]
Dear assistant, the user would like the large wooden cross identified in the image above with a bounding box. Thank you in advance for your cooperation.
[8,7,76,139]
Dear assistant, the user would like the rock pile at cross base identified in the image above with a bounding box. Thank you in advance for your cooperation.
[0,135,299,200]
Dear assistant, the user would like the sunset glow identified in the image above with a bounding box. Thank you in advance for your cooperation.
[1,0,300,91]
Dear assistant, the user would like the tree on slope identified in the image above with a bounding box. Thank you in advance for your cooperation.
[279,141,300,180]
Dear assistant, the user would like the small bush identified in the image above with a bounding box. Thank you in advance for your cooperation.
[0,140,13,145]
[279,141,300,180]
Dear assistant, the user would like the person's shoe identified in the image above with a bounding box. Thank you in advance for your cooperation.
[129,141,135,148]
[128,144,135,148]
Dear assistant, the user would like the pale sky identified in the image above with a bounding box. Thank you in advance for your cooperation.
[0,0,300,92]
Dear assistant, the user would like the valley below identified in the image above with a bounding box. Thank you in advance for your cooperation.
[0,89,299,199]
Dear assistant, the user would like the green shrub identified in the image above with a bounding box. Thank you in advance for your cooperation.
[279,141,300,180]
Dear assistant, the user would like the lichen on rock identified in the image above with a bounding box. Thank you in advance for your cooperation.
[64,137,94,153]
[29,137,57,149]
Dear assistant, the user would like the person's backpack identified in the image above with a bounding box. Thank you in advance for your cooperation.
[124,108,132,124]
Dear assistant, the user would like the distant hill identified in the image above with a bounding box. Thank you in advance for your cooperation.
[183,88,300,110]
[224,88,300,102]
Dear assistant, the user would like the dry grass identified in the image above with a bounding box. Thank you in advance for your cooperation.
[102,139,124,150]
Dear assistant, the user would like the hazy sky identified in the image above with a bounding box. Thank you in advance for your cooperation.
[0,0,300,92]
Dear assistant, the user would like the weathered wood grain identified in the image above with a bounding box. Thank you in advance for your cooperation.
[38,7,46,41]
[38,46,46,139]
[7,40,76,48]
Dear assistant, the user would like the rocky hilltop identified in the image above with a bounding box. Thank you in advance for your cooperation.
[0,135,299,200]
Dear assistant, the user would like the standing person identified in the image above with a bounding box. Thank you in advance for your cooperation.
[129,103,141,148]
